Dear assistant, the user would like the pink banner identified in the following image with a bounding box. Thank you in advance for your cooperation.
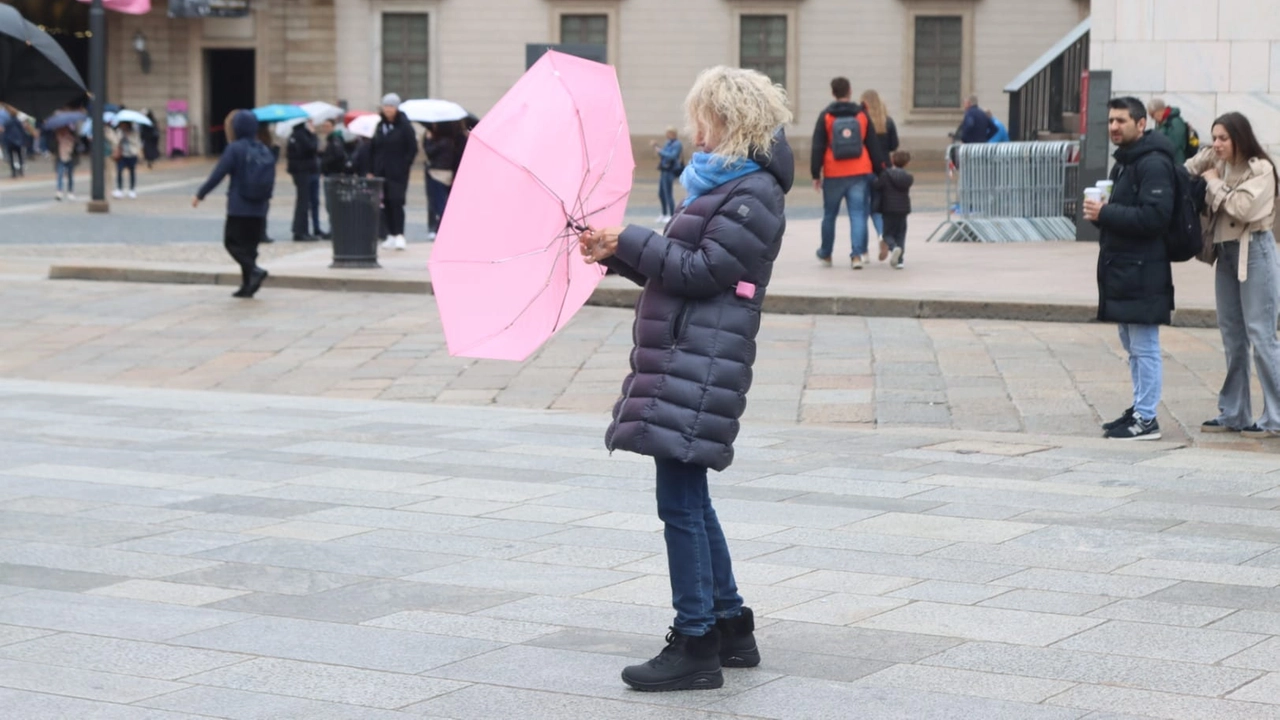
[77,0,152,15]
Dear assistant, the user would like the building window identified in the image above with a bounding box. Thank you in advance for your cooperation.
[913,16,963,108]
[382,13,429,99]
[560,13,608,48]
[739,15,787,88]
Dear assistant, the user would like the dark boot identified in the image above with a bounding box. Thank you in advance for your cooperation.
[621,627,723,692]
[716,607,760,668]
[240,267,268,298]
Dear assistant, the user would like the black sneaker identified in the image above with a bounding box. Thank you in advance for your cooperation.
[1242,424,1280,439]
[1202,419,1240,433]
[621,627,723,692]
[1102,407,1135,432]
[1104,415,1161,441]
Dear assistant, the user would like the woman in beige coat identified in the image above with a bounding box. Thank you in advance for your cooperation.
[1186,111,1280,437]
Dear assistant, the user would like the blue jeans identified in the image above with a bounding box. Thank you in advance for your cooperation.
[1118,323,1161,421]
[116,156,137,190]
[426,174,450,232]
[56,160,74,193]
[658,169,677,217]
[292,173,321,236]
[655,458,743,636]
[819,174,872,259]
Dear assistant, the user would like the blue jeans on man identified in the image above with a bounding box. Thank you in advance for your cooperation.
[658,169,677,217]
[1118,323,1161,421]
[291,173,321,237]
[819,173,872,260]
[655,457,743,636]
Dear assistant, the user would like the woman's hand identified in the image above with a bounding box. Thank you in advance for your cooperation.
[578,226,622,264]
[1203,167,1220,182]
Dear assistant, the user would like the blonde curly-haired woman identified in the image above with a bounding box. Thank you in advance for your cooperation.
[579,66,793,692]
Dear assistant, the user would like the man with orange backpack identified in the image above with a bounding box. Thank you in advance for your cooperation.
[811,77,888,269]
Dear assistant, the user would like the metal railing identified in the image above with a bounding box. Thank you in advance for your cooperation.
[1004,18,1090,141]
[928,141,1081,243]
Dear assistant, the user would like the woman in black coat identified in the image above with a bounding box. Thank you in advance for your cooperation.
[370,93,418,250]
[579,66,793,693]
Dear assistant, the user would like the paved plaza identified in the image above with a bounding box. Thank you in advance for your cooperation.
[5,379,1280,719]
[7,160,1280,718]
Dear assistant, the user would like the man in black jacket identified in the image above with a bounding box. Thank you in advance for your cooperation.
[371,93,418,251]
[1083,96,1176,441]
[286,120,325,241]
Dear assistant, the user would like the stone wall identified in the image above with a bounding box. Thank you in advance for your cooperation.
[1091,0,1280,155]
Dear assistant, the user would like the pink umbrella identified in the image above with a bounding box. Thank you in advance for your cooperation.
[429,50,633,361]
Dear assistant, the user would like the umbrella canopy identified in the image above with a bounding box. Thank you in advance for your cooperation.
[343,109,373,127]
[111,109,153,127]
[346,113,379,139]
[251,104,309,123]
[0,5,87,118]
[428,51,634,361]
[75,0,152,13]
[400,98,468,124]
[274,101,345,138]
[44,110,86,131]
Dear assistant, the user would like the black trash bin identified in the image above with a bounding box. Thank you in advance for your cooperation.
[325,175,384,268]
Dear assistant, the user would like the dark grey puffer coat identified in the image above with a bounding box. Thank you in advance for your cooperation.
[602,132,794,471]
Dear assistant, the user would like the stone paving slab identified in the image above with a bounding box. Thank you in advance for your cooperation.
[3,379,1280,717]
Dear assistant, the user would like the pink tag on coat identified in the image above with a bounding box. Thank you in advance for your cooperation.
[735,281,756,299]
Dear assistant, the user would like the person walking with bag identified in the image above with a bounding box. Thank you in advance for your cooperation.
[1187,112,1280,438]
[110,121,141,198]
[53,125,78,201]
[811,77,887,269]
[371,93,418,251]
[192,110,277,299]
[578,66,792,692]
[1083,97,1177,441]
[651,127,684,223]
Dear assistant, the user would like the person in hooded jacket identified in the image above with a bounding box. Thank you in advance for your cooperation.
[423,120,466,240]
[193,110,276,299]
[287,119,325,241]
[1083,97,1177,441]
[371,93,418,250]
[579,66,793,693]
[811,77,887,269]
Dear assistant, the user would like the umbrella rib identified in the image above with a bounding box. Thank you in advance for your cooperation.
[466,132,587,231]
[448,227,582,357]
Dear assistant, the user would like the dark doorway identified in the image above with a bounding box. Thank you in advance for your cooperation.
[3,0,91,83]
[205,49,254,155]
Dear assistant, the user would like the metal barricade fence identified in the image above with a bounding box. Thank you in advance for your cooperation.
[928,141,1081,243]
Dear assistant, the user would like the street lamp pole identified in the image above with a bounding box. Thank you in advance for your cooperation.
[88,0,108,213]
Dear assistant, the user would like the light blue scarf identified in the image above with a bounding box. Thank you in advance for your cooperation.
[679,152,761,206]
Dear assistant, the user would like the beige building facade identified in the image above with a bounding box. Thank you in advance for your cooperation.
[1090,0,1280,156]
[99,0,1089,163]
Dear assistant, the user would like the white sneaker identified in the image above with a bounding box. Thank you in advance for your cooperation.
[656,215,667,223]
[393,235,407,251]
[111,189,123,199]
[127,190,137,199]
[426,231,437,241]
[54,192,63,201]
[66,193,76,201]
[380,237,396,249]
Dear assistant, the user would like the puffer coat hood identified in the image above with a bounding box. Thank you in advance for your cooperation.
[602,131,792,471]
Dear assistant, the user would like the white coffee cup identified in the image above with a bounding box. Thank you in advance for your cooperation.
[1084,187,1103,203]
[1095,180,1114,201]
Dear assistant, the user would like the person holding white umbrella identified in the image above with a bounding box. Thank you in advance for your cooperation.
[109,109,151,199]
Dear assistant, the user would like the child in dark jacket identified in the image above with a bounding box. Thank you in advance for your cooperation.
[875,150,914,269]
[193,110,277,298]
